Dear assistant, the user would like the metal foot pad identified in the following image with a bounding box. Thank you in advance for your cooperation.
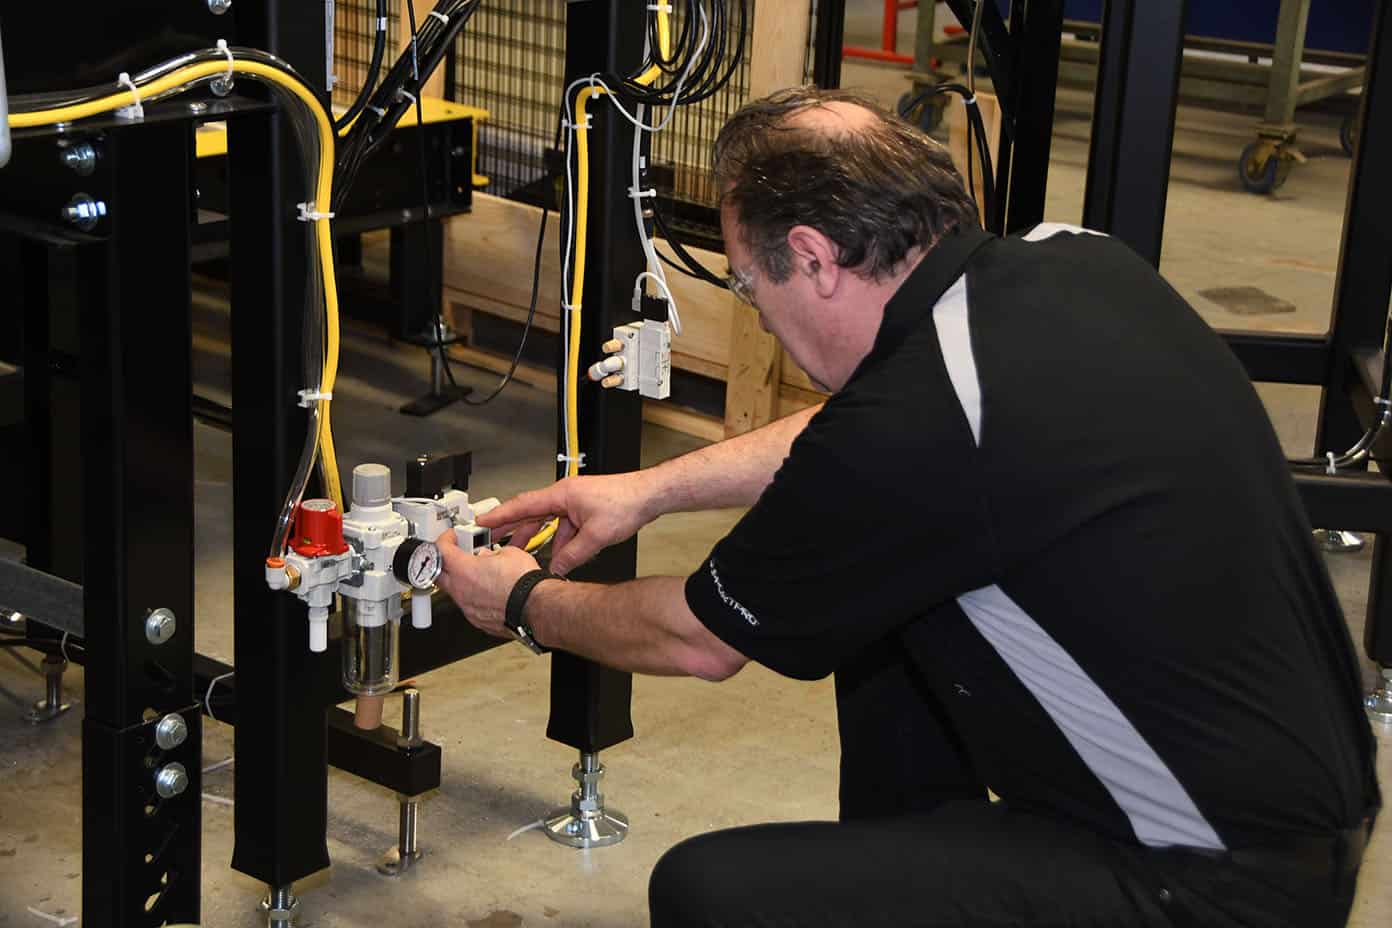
[1315,529,1365,553]
[24,698,73,724]
[543,807,629,848]
[1368,673,1392,728]
[376,845,423,876]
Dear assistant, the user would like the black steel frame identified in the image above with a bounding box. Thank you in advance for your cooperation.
[1077,0,1392,668]
[1,0,644,922]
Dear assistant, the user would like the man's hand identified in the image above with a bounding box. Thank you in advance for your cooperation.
[476,473,659,576]
[435,529,539,638]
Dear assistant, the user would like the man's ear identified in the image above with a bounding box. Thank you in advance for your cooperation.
[786,225,839,298]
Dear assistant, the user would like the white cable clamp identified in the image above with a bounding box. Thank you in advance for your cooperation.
[963,93,978,106]
[1327,451,1339,476]
[298,388,334,407]
[115,72,144,120]
[397,89,417,105]
[562,302,580,313]
[217,39,236,86]
[378,16,389,30]
[627,185,658,199]
[205,671,235,724]
[428,10,450,24]
[557,453,587,468]
[296,202,336,223]
[647,3,674,11]
[562,115,593,131]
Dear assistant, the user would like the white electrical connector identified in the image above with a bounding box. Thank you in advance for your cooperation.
[599,321,670,400]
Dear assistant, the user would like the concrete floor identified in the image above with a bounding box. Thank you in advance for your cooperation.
[3,9,1391,927]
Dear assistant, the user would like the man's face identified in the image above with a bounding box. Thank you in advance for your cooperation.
[720,203,829,388]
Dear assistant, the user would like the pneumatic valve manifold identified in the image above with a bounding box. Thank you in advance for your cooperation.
[265,462,498,700]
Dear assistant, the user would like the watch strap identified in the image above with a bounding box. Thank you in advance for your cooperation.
[505,568,557,654]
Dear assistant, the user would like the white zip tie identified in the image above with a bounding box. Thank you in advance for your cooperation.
[428,10,450,24]
[377,16,389,30]
[296,202,336,223]
[647,3,674,11]
[217,39,236,86]
[115,72,144,120]
[367,104,387,117]
[397,89,417,105]
[557,453,586,468]
[1327,452,1338,476]
[627,186,657,199]
[297,388,333,406]
[562,115,593,131]
[561,302,580,313]
[205,671,234,723]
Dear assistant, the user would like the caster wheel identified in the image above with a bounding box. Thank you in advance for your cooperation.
[1238,141,1291,194]
[1340,112,1358,157]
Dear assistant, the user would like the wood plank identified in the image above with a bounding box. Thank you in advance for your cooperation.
[947,91,1004,226]
[448,343,722,443]
[721,0,812,437]
[442,193,733,367]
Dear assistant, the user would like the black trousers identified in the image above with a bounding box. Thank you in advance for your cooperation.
[649,639,1367,927]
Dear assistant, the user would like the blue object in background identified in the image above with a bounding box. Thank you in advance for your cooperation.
[1062,1,1373,56]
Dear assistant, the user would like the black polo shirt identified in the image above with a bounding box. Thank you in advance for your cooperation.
[684,223,1378,850]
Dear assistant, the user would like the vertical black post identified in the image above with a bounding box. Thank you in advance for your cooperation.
[1081,0,1187,266]
[1321,3,1392,664]
[391,220,446,341]
[1000,0,1063,233]
[546,0,642,754]
[229,0,335,890]
[813,0,847,89]
[79,122,201,927]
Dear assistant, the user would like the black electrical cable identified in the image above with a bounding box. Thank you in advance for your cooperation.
[651,206,728,289]
[335,0,389,131]
[898,84,995,230]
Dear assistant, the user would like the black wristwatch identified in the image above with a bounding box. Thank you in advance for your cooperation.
[504,569,558,655]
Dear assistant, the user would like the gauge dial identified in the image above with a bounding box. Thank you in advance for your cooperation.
[392,538,443,590]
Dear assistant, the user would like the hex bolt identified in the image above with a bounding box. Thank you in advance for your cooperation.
[155,714,188,751]
[210,76,234,97]
[61,194,107,232]
[155,762,189,799]
[59,143,98,176]
[145,608,177,645]
[208,0,232,14]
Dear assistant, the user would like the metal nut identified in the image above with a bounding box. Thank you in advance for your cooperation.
[59,143,98,176]
[154,762,188,799]
[210,76,235,97]
[154,714,188,750]
[61,194,107,232]
[145,608,177,645]
[208,0,232,14]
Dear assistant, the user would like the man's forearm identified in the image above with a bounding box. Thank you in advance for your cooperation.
[642,403,822,516]
[528,576,746,681]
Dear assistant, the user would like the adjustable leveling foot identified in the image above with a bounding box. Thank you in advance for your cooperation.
[1368,667,1392,728]
[24,653,73,724]
[544,750,628,848]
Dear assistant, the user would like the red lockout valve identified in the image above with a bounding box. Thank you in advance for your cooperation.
[292,499,349,557]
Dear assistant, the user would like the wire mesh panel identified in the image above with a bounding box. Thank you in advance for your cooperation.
[446,1,815,231]
[452,0,567,202]
[334,0,402,113]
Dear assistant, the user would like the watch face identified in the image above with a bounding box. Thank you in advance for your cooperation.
[405,541,442,589]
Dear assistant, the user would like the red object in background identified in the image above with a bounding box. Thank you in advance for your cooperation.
[292,499,349,557]
[844,0,920,66]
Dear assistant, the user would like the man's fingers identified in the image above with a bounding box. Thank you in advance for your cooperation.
[477,487,564,530]
[506,520,546,549]
[552,528,601,577]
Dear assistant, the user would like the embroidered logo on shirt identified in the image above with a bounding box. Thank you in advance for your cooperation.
[708,559,758,627]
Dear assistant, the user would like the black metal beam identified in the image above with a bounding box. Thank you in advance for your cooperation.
[1220,331,1330,385]
[1000,0,1064,234]
[812,0,846,89]
[326,708,443,797]
[546,0,643,754]
[73,120,202,928]
[1081,0,1188,266]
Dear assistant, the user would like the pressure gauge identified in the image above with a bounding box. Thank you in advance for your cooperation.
[392,538,442,590]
